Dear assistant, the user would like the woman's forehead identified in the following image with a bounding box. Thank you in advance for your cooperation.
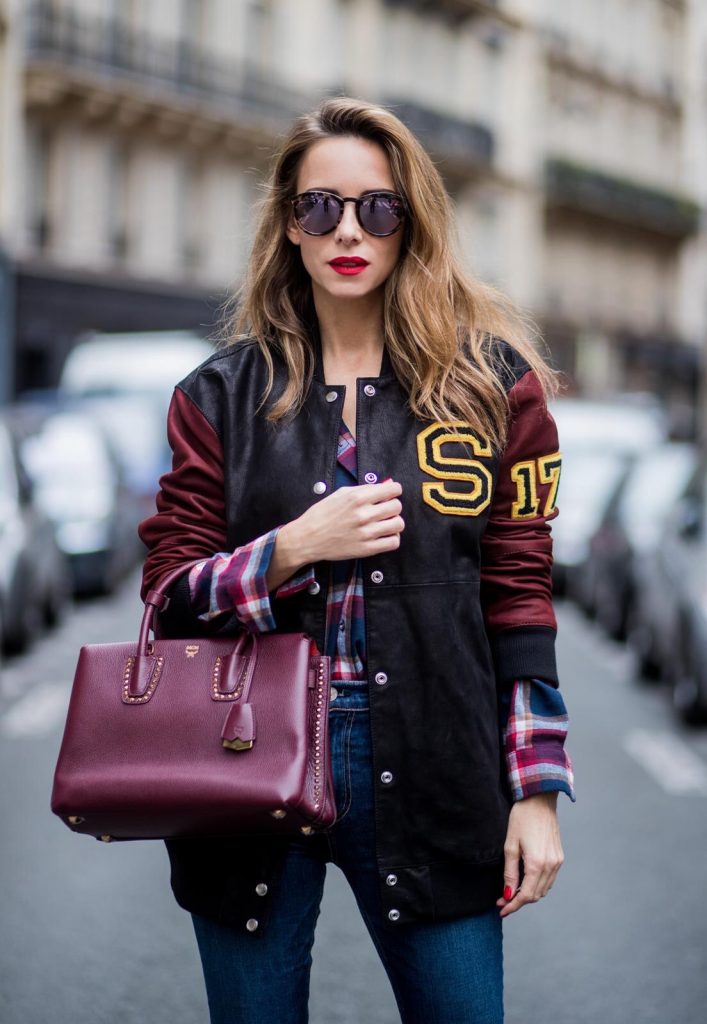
[296,136,395,193]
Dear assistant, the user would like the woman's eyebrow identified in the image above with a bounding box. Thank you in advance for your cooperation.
[301,187,394,196]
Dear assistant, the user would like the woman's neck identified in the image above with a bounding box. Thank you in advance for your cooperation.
[313,288,385,373]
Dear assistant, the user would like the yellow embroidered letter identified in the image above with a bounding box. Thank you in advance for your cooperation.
[416,423,492,517]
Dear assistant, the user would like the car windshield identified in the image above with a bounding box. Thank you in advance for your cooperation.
[80,395,169,491]
[618,444,697,535]
[558,450,629,521]
[20,415,116,519]
[550,398,664,457]
[0,428,18,511]
[59,334,213,399]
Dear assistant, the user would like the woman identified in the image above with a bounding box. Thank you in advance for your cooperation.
[139,96,575,1024]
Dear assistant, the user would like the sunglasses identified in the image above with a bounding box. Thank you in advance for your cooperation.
[291,190,407,237]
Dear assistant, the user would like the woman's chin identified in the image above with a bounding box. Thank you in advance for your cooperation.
[312,277,385,304]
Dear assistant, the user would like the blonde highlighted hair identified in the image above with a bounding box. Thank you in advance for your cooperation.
[225,96,558,450]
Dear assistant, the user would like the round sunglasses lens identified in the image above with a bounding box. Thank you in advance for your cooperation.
[294,194,340,234]
[359,195,404,235]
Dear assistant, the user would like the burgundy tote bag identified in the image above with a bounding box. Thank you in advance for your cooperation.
[51,562,336,841]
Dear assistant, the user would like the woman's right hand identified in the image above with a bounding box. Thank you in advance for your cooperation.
[289,479,405,564]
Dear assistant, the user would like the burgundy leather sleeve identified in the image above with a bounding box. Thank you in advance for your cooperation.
[138,387,227,601]
[480,369,561,685]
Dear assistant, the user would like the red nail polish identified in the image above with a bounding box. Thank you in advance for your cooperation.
[503,885,513,901]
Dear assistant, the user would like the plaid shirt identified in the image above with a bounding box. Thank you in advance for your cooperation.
[189,422,575,803]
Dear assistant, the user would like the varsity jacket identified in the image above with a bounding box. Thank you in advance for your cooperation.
[138,324,564,937]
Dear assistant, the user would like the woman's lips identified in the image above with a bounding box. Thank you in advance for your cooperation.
[329,258,369,276]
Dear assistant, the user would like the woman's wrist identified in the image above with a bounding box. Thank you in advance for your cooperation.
[265,520,313,592]
[513,790,559,810]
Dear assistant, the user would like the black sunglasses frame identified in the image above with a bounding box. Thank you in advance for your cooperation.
[290,190,407,237]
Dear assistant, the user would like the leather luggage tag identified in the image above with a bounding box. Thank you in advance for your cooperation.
[221,701,256,751]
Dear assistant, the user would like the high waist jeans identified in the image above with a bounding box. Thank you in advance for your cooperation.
[191,680,504,1024]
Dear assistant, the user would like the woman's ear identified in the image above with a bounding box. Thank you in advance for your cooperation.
[285,213,301,247]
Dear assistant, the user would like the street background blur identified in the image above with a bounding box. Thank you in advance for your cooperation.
[1,1,707,1022]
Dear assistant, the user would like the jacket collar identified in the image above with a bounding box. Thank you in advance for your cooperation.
[308,311,396,384]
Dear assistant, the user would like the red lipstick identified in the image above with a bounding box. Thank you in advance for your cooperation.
[329,257,369,276]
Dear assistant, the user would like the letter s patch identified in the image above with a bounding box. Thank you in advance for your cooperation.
[416,422,492,517]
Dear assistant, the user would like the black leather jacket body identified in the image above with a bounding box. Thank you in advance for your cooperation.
[139,328,562,936]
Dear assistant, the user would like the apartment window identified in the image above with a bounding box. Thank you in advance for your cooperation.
[178,0,205,82]
[181,0,205,39]
[423,23,457,109]
[334,0,355,85]
[122,0,143,31]
[239,168,260,270]
[176,157,202,272]
[25,124,52,252]
[478,32,502,123]
[472,192,500,286]
[245,0,273,76]
[379,6,404,96]
[106,142,130,263]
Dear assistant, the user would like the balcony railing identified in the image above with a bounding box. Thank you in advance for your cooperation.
[24,0,318,127]
[383,0,520,26]
[24,3,496,170]
[383,98,494,172]
[542,29,683,114]
[545,157,701,239]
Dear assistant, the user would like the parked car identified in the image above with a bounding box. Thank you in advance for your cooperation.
[58,329,213,403]
[0,418,70,653]
[589,442,697,641]
[635,463,707,724]
[551,448,631,607]
[75,393,175,521]
[12,407,144,595]
[550,393,666,457]
[549,396,667,604]
[58,330,214,517]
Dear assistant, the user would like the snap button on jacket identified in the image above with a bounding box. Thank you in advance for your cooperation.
[138,331,562,935]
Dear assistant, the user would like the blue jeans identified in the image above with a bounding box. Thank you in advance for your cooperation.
[192,680,504,1024]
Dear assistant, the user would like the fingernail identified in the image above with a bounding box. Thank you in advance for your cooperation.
[503,885,513,901]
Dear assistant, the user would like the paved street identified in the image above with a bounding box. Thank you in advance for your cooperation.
[1,572,705,1024]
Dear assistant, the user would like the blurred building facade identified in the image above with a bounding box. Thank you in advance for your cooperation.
[0,0,704,426]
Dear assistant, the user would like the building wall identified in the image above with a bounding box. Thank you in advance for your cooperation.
[0,0,703,414]
[533,0,701,399]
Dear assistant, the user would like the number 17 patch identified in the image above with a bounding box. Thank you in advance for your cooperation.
[510,453,562,519]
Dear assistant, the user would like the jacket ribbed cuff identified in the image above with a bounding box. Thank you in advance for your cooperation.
[490,626,558,687]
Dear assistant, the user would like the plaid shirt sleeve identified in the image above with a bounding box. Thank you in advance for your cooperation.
[501,677,576,803]
[187,526,315,633]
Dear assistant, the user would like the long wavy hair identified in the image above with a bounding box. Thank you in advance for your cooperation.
[225,96,558,449]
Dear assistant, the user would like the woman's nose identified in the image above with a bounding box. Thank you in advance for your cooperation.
[335,201,362,244]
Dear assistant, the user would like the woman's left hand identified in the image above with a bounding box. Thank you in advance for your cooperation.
[497,792,564,918]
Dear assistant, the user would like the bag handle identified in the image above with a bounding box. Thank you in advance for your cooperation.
[138,558,213,657]
[128,561,260,749]
[139,558,259,676]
